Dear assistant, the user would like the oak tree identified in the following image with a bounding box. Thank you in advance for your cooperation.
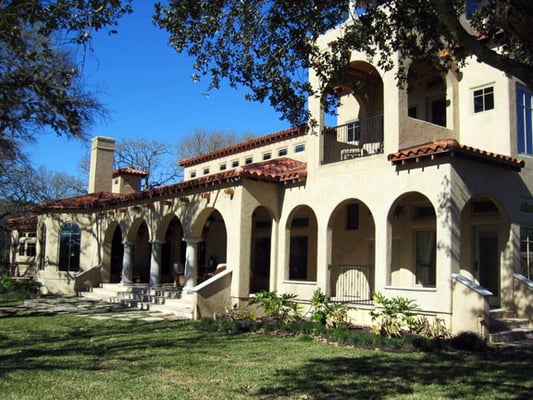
[154,0,533,125]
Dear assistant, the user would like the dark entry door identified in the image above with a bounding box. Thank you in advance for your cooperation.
[478,233,499,306]
[251,237,271,293]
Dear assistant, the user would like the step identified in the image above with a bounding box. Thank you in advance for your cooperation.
[489,308,517,320]
[490,317,530,333]
[490,327,533,344]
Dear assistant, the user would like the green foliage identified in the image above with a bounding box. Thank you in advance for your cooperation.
[154,1,533,126]
[309,288,347,328]
[0,274,41,303]
[450,331,489,352]
[249,290,301,323]
[370,292,419,338]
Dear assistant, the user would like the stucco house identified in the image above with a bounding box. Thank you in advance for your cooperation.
[8,14,533,338]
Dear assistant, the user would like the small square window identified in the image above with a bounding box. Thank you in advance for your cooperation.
[203,168,210,175]
[473,86,494,113]
[278,148,288,156]
[190,171,197,178]
[219,164,227,171]
[294,144,305,153]
[263,152,272,161]
[231,160,239,168]
[245,157,253,164]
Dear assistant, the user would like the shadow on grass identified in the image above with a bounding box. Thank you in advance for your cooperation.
[254,348,533,400]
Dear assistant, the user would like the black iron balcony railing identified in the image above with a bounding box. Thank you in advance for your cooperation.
[322,114,384,164]
[329,264,374,305]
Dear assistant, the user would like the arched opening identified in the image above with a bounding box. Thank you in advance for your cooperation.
[110,225,124,283]
[407,60,447,127]
[388,193,436,287]
[286,206,317,282]
[161,217,185,285]
[250,206,274,293]
[58,222,81,272]
[322,61,384,164]
[328,200,375,303]
[38,224,46,270]
[198,209,227,280]
[460,195,507,307]
[131,220,150,283]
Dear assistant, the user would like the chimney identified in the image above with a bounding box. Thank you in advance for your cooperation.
[88,136,115,193]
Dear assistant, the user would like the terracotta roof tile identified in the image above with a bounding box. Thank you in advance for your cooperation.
[33,158,306,212]
[6,215,37,231]
[178,126,307,167]
[113,167,149,178]
[33,192,127,212]
[388,139,524,171]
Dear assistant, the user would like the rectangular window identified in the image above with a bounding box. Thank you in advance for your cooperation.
[517,85,533,155]
[263,152,272,161]
[245,157,253,164]
[26,243,36,257]
[473,86,494,113]
[415,230,436,287]
[231,160,239,168]
[190,171,197,179]
[278,148,288,157]
[19,245,25,256]
[203,168,210,175]
[520,198,533,214]
[520,226,533,279]
[294,144,305,153]
[346,203,359,230]
[219,164,227,171]
[347,121,361,143]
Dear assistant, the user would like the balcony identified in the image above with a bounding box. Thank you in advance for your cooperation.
[322,115,384,164]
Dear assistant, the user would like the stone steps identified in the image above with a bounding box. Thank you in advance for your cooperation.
[79,283,194,319]
[489,309,532,346]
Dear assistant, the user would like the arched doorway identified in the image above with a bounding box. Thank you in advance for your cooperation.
[328,199,375,303]
[131,220,150,283]
[250,206,274,293]
[110,225,124,283]
[460,195,507,307]
[286,206,318,282]
[198,209,227,279]
[388,192,436,288]
[161,217,185,285]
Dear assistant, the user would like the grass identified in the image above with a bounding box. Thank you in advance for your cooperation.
[0,301,532,400]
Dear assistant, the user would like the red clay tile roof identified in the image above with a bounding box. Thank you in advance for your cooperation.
[33,158,306,212]
[33,192,127,212]
[113,168,149,178]
[388,139,524,171]
[178,126,307,168]
[6,215,37,231]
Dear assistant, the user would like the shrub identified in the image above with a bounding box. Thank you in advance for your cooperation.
[0,274,41,302]
[450,332,489,352]
[249,290,300,323]
[370,292,419,337]
[309,288,348,328]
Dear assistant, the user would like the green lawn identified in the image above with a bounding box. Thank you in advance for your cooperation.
[0,305,531,400]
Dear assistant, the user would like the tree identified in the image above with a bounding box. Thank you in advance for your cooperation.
[153,0,533,125]
[0,1,132,168]
[114,137,181,189]
[177,128,256,160]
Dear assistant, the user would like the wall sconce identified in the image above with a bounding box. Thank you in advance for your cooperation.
[202,193,211,201]
[224,188,234,197]
[179,197,190,203]
[119,208,127,214]
[108,210,115,217]
[132,206,141,212]
[164,200,172,207]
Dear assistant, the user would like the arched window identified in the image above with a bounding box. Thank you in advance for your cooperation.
[59,222,81,271]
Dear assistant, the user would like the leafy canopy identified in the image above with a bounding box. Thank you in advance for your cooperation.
[154,0,533,125]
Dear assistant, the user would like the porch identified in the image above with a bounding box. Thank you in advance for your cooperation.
[322,115,384,164]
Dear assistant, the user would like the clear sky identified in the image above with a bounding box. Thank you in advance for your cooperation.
[27,1,291,178]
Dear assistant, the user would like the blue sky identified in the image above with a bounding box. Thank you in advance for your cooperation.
[27,1,291,178]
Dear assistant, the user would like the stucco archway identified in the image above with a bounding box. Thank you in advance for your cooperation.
[388,192,437,288]
[327,199,375,303]
[286,205,318,282]
[250,206,275,293]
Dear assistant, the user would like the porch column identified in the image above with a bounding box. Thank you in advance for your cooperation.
[121,241,134,284]
[183,236,202,292]
[149,240,165,287]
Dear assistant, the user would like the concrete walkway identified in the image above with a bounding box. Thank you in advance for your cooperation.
[0,296,183,322]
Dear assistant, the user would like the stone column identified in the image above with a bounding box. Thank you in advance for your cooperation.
[121,241,134,284]
[183,237,202,292]
[149,240,165,287]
